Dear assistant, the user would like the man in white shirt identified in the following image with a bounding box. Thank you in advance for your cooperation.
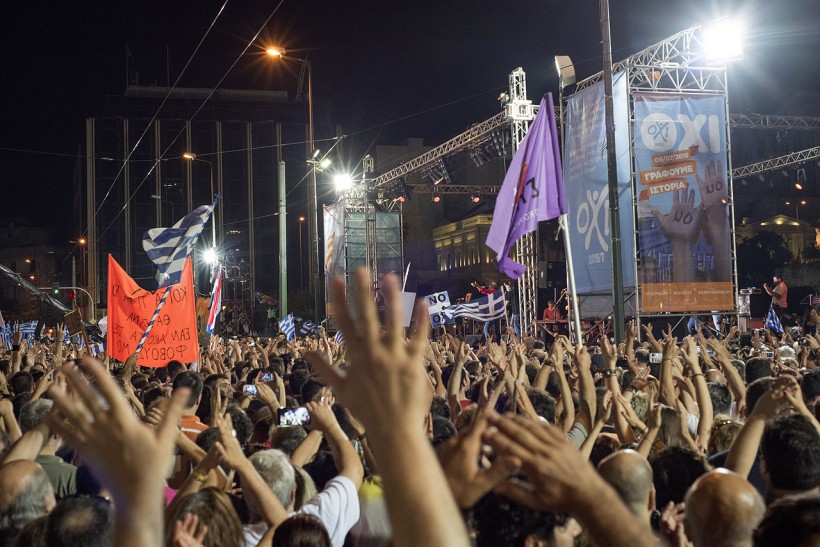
[242,400,363,547]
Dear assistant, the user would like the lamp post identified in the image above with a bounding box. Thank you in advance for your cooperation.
[298,216,305,289]
[785,200,807,222]
[182,153,216,248]
[267,47,322,322]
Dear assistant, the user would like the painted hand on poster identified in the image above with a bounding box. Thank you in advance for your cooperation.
[695,160,728,209]
[651,189,702,244]
[651,189,702,282]
[697,159,731,280]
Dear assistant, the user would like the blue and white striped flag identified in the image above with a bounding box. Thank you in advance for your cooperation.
[442,289,506,322]
[0,323,11,349]
[18,321,38,341]
[765,306,784,335]
[299,320,317,336]
[334,330,344,345]
[293,316,304,323]
[142,197,218,288]
[279,313,296,342]
[90,341,106,357]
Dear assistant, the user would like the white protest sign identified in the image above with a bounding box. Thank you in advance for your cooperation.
[399,292,417,327]
[424,291,453,328]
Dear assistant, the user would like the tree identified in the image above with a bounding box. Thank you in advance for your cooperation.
[736,231,792,287]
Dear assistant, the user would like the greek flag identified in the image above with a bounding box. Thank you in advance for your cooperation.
[765,306,784,335]
[142,197,217,288]
[206,268,223,335]
[279,313,296,342]
[19,321,38,341]
[90,342,106,357]
[334,330,344,345]
[299,320,317,336]
[0,324,10,349]
[442,289,506,322]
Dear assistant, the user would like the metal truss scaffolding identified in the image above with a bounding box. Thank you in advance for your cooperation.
[565,23,740,327]
[730,114,820,131]
[506,68,539,336]
[732,145,820,178]
[409,184,501,195]
[372,113,508,188]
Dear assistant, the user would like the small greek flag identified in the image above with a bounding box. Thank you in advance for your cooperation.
[19,321,38,341]
[334,330,344,345]
[442,289,506,322]
[765,306,784,335]
[142,197,218,288]
[299,320,317,336]
[279,313,296,342]
[90,342,106,357]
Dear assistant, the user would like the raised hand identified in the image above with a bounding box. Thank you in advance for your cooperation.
[652,189,702,244]
[437,410,520,508]
[46,357,188,547]
[304,269,432,438]
[172,513,208,547]
[695,159,728,210]
[304,269,469,547]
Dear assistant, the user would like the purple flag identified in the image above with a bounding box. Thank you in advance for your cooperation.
[486,94,566,278]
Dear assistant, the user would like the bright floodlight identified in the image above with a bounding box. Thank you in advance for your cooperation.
[333,173,354,192]
[319,158,331,170]
[702,20,743,64]
[202,247,219,266]
[266,47,284,57]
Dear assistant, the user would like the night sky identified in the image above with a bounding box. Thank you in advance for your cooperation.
[1,0,818,229]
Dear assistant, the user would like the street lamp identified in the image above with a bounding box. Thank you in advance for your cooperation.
[267,46,323,321]
[333,173,354,193]
[182,152,217,249]
[785,200,807,222]
[298,216,305,289]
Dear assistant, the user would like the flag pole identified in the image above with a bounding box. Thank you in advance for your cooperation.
[559,215,583,346]
[134,289,170,358]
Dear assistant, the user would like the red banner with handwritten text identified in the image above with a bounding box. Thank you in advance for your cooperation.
[107,255,198,367]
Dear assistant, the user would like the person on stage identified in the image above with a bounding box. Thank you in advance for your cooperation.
[471,280,499,343]
[764,274,788,319]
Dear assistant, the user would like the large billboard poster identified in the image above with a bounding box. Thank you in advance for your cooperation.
[324,203,346,319]
[565,72,634,315]
[633,92,733,312]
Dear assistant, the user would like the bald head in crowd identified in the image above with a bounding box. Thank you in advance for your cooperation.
[598,449,655,524]
[0,461,56,535]
[684,469,765,547]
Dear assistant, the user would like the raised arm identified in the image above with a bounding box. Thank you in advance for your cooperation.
[2,419,50,464]
[707,339,746,416]
[45,358,188,547]
[725,379,786,477]
[680,338,713,450]
[305,399,364,488]
[601,337,634,444]
[659,337,678,407]
[570,340,596,432]
[486,414,656,547]
[305,270,469,547]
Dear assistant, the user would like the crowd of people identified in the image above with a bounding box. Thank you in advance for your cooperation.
[0,268,819,546]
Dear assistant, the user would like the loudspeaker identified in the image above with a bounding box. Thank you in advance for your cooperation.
[538,261,566,290]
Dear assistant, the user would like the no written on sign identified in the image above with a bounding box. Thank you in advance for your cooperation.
[106,255,198,367]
